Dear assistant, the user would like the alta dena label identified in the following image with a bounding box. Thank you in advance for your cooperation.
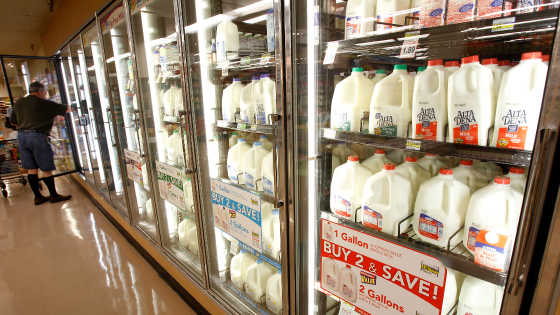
[418,213,444,240]
[346,16,362,37]
[333,110,351,131]
[334,195,352,217]
[452,109,479,145]
[377,14,394,31]
[415,107,438,140]
[373,113,397,136]
[496,108,528,149]
[363,205,383,231]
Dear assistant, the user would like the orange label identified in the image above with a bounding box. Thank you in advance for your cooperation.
[453,124,479,145]
[496,126,528,149]
[415,121,437,140]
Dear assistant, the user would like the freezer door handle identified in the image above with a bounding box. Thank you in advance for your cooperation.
[269,113,284,209]
[132,109,146,157]
[178,110,192,172]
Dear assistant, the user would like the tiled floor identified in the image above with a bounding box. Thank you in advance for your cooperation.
[0,176,197,315]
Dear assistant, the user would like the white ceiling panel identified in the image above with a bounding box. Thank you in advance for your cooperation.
[0,14,30,31]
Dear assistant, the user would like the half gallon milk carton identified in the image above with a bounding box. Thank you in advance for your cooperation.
[345,0,376,38]
[240,76,262,123]
[445,0,475,24]
[261,147,276,195]
[227,138,252,184]
[362,149,395,174]
[331,156,373,222]
[448,55,495,146]
[322,257,339,292]
[243,142,270,191]
[222,78,244,122]
[164,84,179,116]
[417,153,447,176]
[491,52,548,151]
[331,67,376,132]
[266,9,275,52]
[396,156,431,200]
[412,59,451,141]
[376,0,411,32]
[371,69,388,85]
[413,168,471,247]
[257,74,276,124]
[339,264,358,302]
[231,249,257,290]
[370,64,413,137]
[457,276,504,315]
[453,159,489,195]
[505,167,527,193]
[445,60,460,73]
[216,20,239,62]
[262,209,281,259]
[419,0,447,28]
[246,259,277,302]
[386,149,408,165]
[477,0,503,20]
[362,163,413,235]
[266,270,282,314]
[481,58,504,120]
[178,218,196,248]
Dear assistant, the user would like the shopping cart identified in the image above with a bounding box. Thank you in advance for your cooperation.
[0,139,34,198]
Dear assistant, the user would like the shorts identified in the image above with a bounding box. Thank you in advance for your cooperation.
[17,132,56,171]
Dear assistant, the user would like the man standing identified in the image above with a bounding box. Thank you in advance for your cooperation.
[10,81,72,205]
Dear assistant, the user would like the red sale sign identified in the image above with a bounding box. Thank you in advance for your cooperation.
[320,219,447,315]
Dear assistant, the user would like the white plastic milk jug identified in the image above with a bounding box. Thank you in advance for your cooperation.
[412,59,451,141]
[362,163,413,235]
[256,74,276,125]
[322,257,339,292]
[417,153,447,176]
[222,78,244,122]
[395,156,431,200]
[463,176,523,254]
[445,61,460,73]
[243,142,270,191]
[227,138,252,184]
[413,168,471,247]
[174,88,183,114]
[266,270,282,314]
[261,147,276,195]
[245,259,277,302]
[240,76,262,123]
[175,132,186,166]
[220,206,230,232]
[331,67,376,132]
[178,218,196,248]
[259,135,273,151]
[376,0,411,32]
[386,149,408,165]
[187,225,199,255]
[481,58,504,113]
[474,160,503,181]
[453,159,489,195]
[262,209,281,259]
[498,60,511,71]
[457,276,504,315]
[448,55,495,146]
[345,0,376,38]
[167,130,180,163]
[339,264,358,302]
[262,202,274,221]
[229,132,239,148]
[362,149,395,174]
[164,84,179,116]
[183,176,194,212]
[370,64,413,137]
[331,156,373,221]
[216,20,239,62]
[231,249,257,290]
[371,69,388,85]
[506,167,527,193]
[442,268,458,314]
[491,52,548,151]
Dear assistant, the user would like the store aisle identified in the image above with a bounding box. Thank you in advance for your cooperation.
[0,176,198,315]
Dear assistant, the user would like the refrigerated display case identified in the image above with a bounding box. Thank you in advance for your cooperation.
[290,1,560,315]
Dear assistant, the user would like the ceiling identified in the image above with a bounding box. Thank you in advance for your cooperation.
[0,0,61,56]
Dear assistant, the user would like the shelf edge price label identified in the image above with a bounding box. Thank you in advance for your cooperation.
[260,54,271,65]
[237,123,247,130]
[324,42,339,65]
[243,56,251,65]
[492,17,515,32]
[324,128,337,139]
[229,238,239,255]
[406,139,422,151]
[222,62,229,77]
[251,125,258,130]
[399,30,420,59]
[338,301,354,315]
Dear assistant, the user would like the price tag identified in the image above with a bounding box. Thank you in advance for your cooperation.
[260,54,271,64]
[243,56,251,64]
[492,17,515,32]
[323,42,338,65]
[230,239,239,255]
[222,66,228,77]
[251,125,258,130]
[324,129,337,139]
[406,139,421,151]
[237,123,247,129]
[338,301,354,315]
[329,215,339,223]
[399,30,420,59]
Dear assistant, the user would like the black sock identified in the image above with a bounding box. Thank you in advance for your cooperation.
[43,176,59,197]
[28,174,43,198]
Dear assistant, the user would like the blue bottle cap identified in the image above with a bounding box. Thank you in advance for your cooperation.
[252,76,260,81]
[277,270,282,275]
[238,138,246,142]
[272,209,280,215]
[240,248,247,254]
[233,78,241,81]
[256,258,263,264]
[260,135,267,139]
[260,73,270,78]
[254,142,262,146]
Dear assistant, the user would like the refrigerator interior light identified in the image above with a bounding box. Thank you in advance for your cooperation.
[244,14,268,24]
[230,0,273,17]
[184,14,235,34]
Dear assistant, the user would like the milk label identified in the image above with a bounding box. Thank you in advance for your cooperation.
[266,299,278,312]
[241,108,250,123]
[419,0,446,28]
[415,107,438,140]
[263,176,274,195]
[377,14,394,31]
[256,100,266,124]
[217,40,226,62]
[418,213,444,240]
[342,284,354,299]
[333,110,351,131]
[326,274,337,288]
[474,230,513,272]
[363,205,383,231]
[446,0,475,25]
[477,0,503,20]
[334,195,352,217]
[232,276,239,287]
[346,16,362,37]
[244,172,255,188]
[452,110,479,145]
[228,165,238,181]
[373,113,397,136]
[518,0,545,13]
[246,285,255,299]
[467,226,480,251]
[496,109,529,150]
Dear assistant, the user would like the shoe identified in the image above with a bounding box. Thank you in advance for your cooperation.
[34,196,50,205]
[50,194,72,203]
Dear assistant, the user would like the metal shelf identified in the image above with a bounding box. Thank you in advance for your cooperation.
[220,177,275,205]
[217,120,274,135]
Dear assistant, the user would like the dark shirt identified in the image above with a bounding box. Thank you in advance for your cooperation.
[10,95,68,134]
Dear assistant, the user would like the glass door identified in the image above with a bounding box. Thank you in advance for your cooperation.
[181,0,289,313]
[292,1,560,314]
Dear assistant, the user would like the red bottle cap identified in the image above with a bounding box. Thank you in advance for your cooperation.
[494,176,511,185]
[498,60,511,67]
[346,264,352,268]
[542,55,550,62]
[481,58,498,65]
[440,168,453,175]
[383,163,396,170]
[406,156,418,163]
[510,167,525,174]
[426,153,436,156]
[460,159,473,166]
[348,155,359,162]
[521,52,542,60]
[461,55,479,64]
[428,59,443,67]
[375,149,386,154]
[445,61,460,67]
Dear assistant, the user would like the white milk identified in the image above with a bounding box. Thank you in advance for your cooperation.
[491,52,548,151]
[261,148,275,195]
[175,132,187,166]
[339,264,358,302]
[183,176,194,212]
[257,74,276,124]
[262,209,281,259]
[345,0,376,38]
[231,249,257,290]
[331,67,376,132]
[412,59,451,141]
[164,85,179,116]
[229,132,239,148]
[174,87,183,114]
[362,149,395,174]
[448,55,495,146]
[216,20,239,62]
[240,76,262,123]
[376,0,411,32]
[187,225,199,255]
[498,60,511,71]
[473,160,503,181]
[386,149,408,165]
[362,163,413,235]
[445,60,460,73]
[457,276,504,315]
[464,176,523,254]
[370,64,413,137]
[178,218,196,249]
[261,202,274,221]
[442,268,458,314]
[506,167,527,193]
[266,270,282,314]
[417,153,447,176]
[331,156,373,222]
[419,0,446,28]
[453,159,489,195]
[220,205,230,232]
[243,142,270,191]
[446,0,475,24]
[222,78,244,122]
[413,168,471,247]
[395,156,431,200]
[371,69,388,85]
[322,257,340,292]
[481,58,504,115]
[245,259,277,302]
[166,130,180,164]
[227,138,252,184]
[259,135,273,151]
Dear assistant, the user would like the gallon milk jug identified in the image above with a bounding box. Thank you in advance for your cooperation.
[395,156,431,200]
[417,153,447,176]
[362,163,413,235]
[216,20,239,62]
[339,264,358,302]
[543,55,550,66]
[245,259,277,302]
[331,67,376,132]
[376,0,411,32]
[222,78,244,122]
[442,268,458,314]
[386,149,408,165]
[175,132,186,166]
[229,132,239,148]
[228,138,252,184]
[498,60,511,71]
[345,0,376,38]
[174,87,183,114]
[220,205,230,232]
[333,143,358,165]
[482,58,504,113]
[167,130,180,163]
[261,202,274,221]
[506,167,527,193]
[183,176,194,212]
[259,135,273,151]
[491,52,548,151]
[257,74,276,124]
[413,168,471,247]
[362,149,395,173]
[262,209,281,259]
[261,147,276,195]
[188,225,199,255]
[370,64,413,137]
[164,84,179,116]
[266,270,282,314]
[371,69,388,85]
[243,142,270,191]
[445,61,460,73]
[412,59,451,141]
[457,276,504,315]
[448,55,495,146]
[473,160,503,181]
[331,156,373,222]
[463,176,523,255]
[453,159,489,195]
[231,249,257,290]
[178,218,196,248]
[322,257,340,292]
[240,76,262,123]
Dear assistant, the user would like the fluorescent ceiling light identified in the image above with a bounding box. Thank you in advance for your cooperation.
[244,14,267,24]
